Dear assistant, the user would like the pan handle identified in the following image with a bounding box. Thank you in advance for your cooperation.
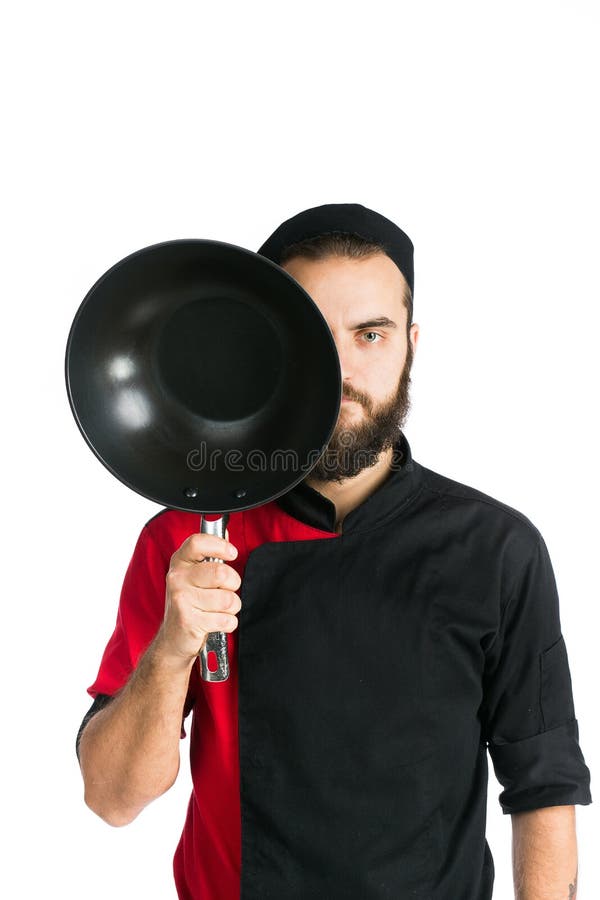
[198,512,231,682]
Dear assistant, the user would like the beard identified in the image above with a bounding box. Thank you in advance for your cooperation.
[308,339,414,484]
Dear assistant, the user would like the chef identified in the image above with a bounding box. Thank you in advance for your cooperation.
[76,203,592,899]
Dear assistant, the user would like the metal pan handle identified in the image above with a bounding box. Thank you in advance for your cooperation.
[198,512,231,682]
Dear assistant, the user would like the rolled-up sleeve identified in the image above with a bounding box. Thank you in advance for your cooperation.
[480,530,592,814]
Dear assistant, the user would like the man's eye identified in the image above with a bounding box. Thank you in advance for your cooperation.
[361,332,382,343]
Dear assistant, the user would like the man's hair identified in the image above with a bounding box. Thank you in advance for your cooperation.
[279,232,414,334]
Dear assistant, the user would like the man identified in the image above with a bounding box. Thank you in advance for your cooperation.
[77,203,592,899]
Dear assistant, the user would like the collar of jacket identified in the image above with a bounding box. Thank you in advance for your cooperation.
[275,430,424,535]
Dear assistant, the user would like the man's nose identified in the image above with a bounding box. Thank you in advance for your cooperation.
[331,336,355,383]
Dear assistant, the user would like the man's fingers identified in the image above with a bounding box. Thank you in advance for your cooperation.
[167,560,241,592]
[173,532,238,565]
[189,588,242,614]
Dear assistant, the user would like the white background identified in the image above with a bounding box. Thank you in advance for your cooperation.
[2,1,598,896]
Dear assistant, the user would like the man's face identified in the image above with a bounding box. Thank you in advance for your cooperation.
[280,253,419,483]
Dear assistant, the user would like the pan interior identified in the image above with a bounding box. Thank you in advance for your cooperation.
[156,297,282,421]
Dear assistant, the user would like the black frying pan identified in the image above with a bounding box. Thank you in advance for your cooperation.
[65,239,341,683]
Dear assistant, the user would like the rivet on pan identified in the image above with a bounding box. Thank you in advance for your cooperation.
[184,487,199,498]
[235,488,247,499]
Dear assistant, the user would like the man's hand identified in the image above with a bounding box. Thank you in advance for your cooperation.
[156,530,241,666]
[511,805,578,899]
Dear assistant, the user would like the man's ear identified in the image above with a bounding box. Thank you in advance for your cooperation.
[410,322,420,352]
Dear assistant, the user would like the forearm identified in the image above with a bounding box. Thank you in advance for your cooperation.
[512,806,578,899]
[78,632,195,826]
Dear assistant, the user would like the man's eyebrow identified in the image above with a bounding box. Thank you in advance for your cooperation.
[348,316,397,330]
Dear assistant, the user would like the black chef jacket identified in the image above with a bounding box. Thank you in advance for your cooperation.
[237,429,592,898]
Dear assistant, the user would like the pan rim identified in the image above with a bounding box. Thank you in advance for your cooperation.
[64,237,342,514]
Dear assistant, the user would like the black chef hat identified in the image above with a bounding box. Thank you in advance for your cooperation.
[257,202,414,298]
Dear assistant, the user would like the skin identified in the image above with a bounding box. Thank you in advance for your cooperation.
[512,806,578,899]
[281,254,419,532]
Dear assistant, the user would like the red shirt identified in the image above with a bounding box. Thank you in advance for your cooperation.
[87,499,338,899]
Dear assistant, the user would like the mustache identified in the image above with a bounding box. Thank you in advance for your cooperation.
[342,390,368,406]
